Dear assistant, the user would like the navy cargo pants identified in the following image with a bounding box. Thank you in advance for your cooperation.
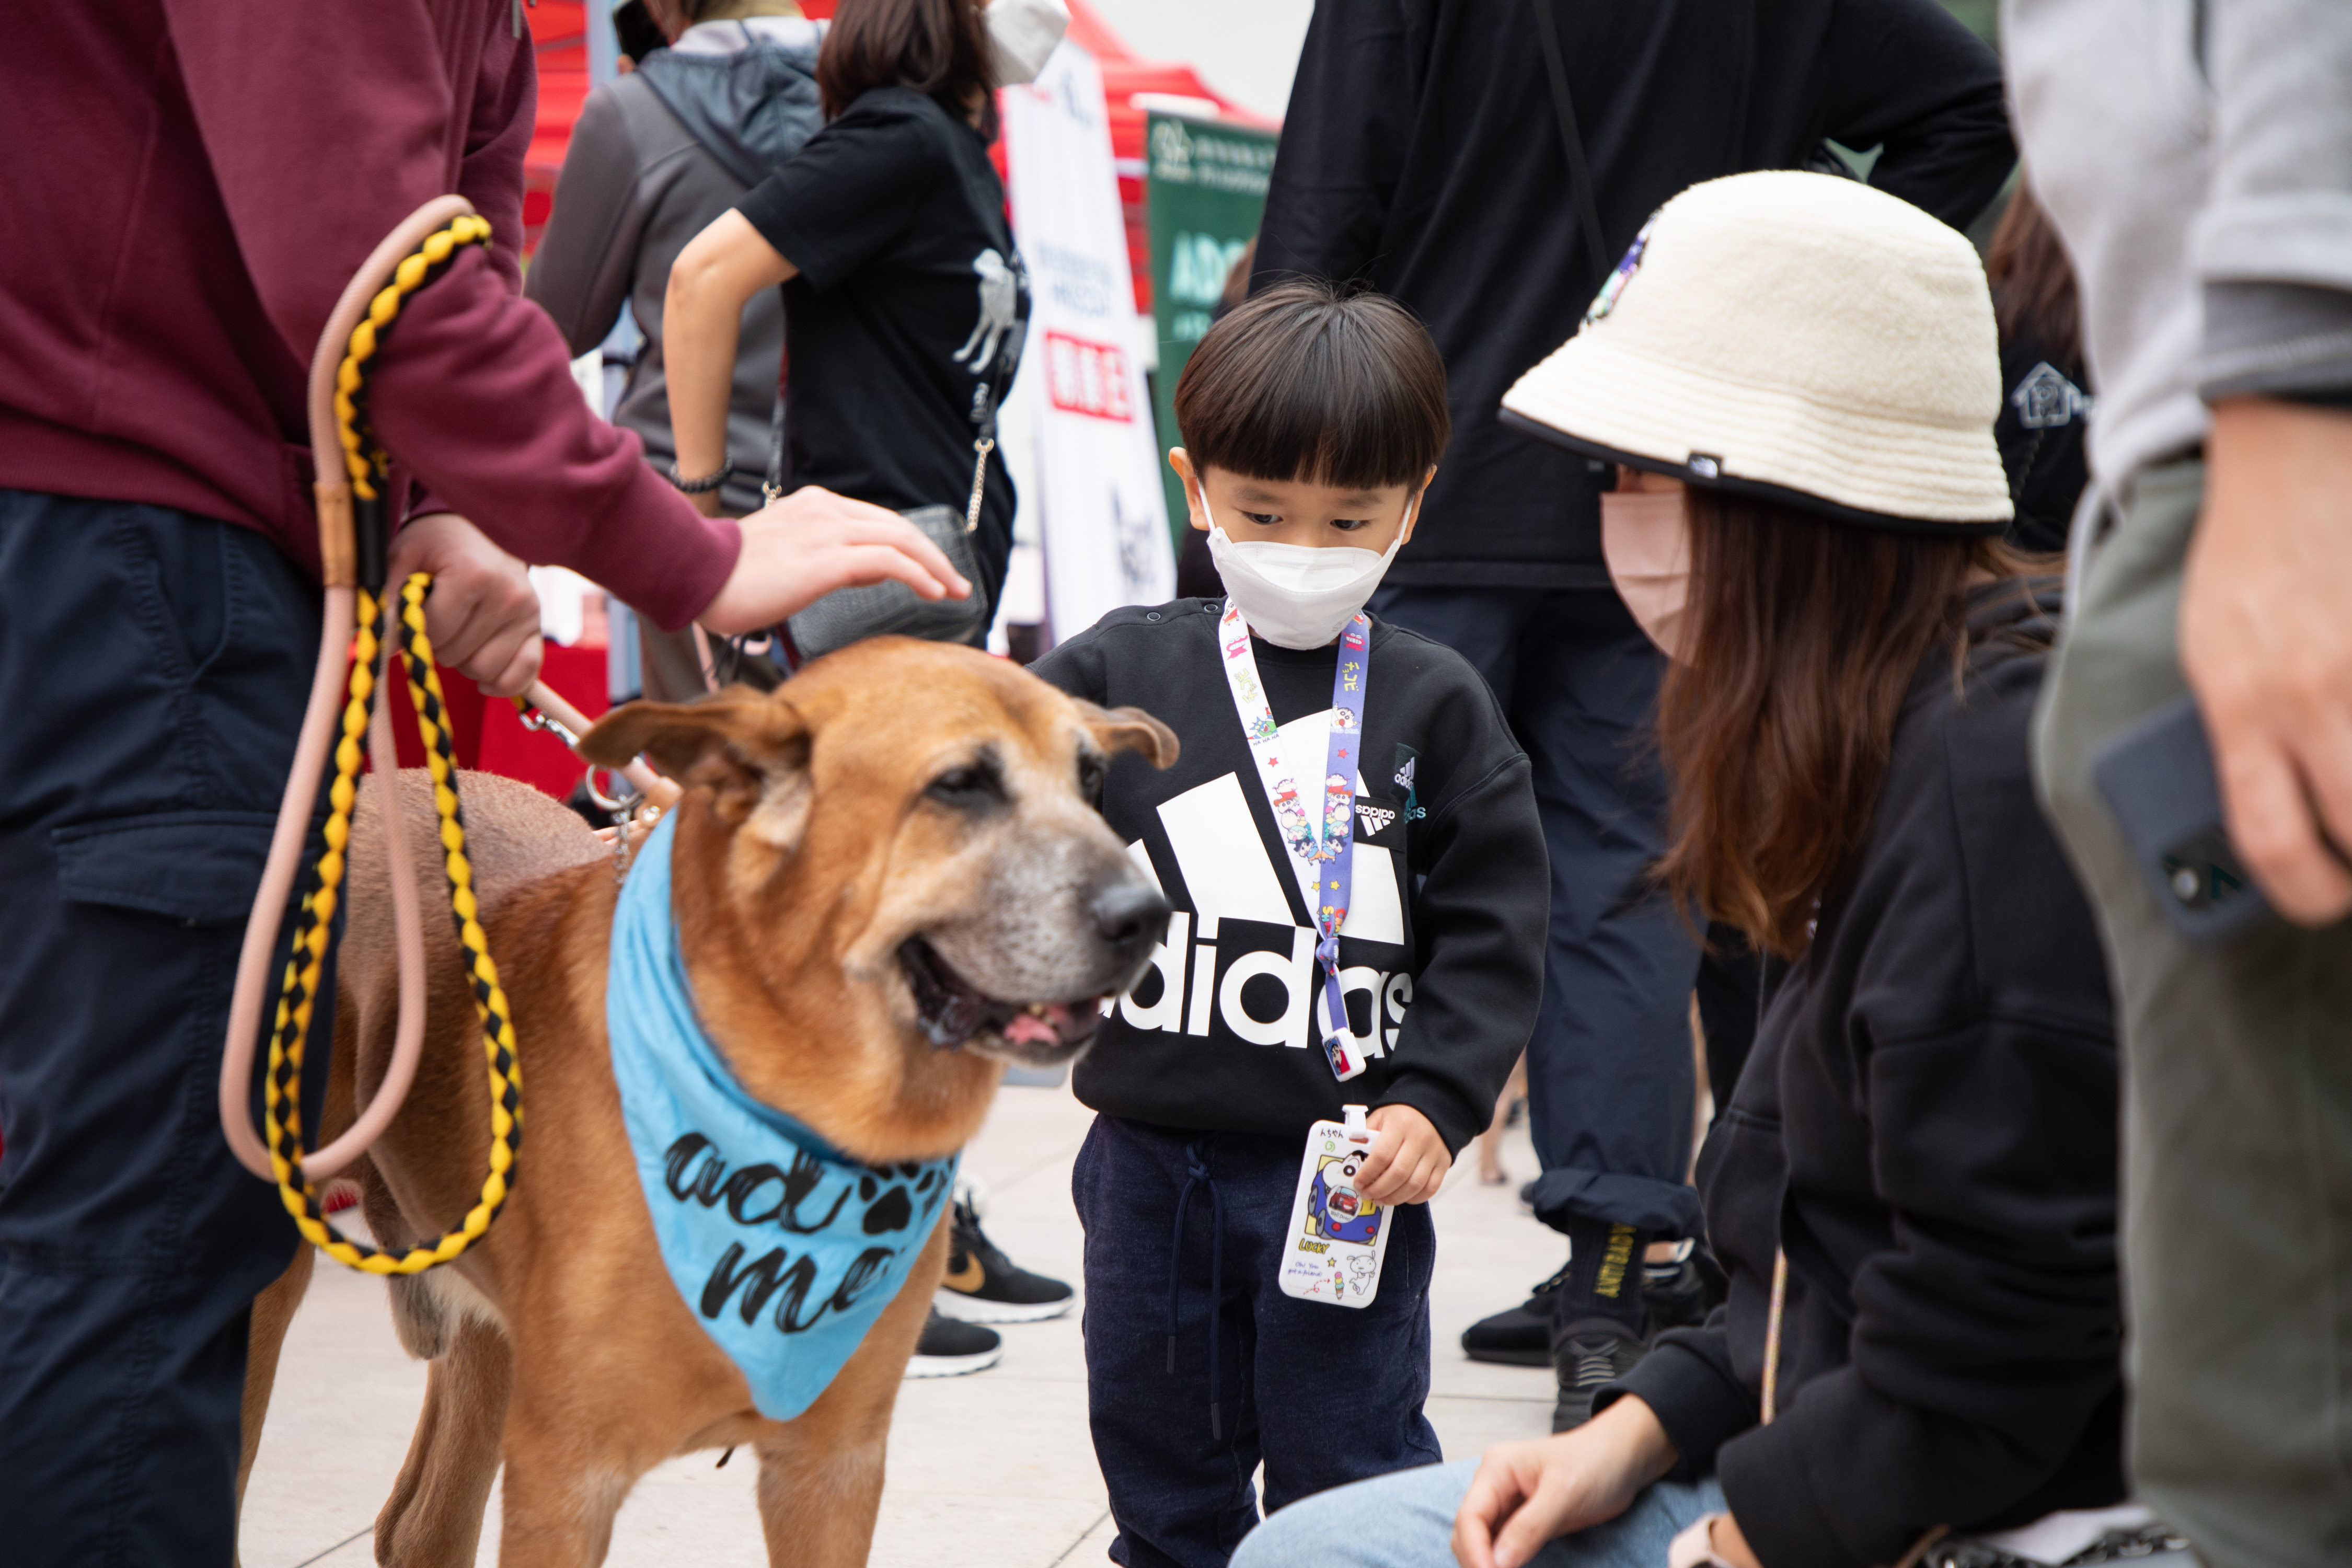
[0,490,333,1566]
[1370,585,1704,1241]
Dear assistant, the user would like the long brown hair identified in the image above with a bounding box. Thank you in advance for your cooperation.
[1988,182,2083,368]
[817,0,994,121]
[1654,491,2045,958]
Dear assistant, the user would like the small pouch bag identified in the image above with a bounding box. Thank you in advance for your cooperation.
[785,502,988,659]
[768,384,998,662]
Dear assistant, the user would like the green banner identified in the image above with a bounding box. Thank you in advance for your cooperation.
[1146,113,1279,547]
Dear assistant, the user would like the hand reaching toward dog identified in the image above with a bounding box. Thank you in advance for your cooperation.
[387,512,544,697]
[698,485,973,636]
[1354,1103,1450,1205]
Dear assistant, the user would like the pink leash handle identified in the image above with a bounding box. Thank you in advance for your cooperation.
[218,197,474,1183]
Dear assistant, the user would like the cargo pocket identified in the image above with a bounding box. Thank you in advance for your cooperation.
[52,810,284,925]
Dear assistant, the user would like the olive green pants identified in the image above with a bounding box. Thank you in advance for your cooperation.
[2035,459,2352,1567]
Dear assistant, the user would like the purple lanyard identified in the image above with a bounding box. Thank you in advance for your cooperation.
[1216,604,1373,1081]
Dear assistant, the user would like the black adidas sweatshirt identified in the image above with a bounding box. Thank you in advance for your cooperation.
[1032,601,1546,1156]
[1602,587,2125,1568]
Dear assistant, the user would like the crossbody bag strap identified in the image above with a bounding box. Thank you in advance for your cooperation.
[963,372,1002,537]
[763,388,788,504]
[1529,0,1612,299]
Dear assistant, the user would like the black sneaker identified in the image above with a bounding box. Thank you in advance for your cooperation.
[1459,1264,1566,1366]
[935,1193,1076,1324]
[1550,1318,1646,1432]
[905,1309,1001,1379]
[1640,1252,1720,1342]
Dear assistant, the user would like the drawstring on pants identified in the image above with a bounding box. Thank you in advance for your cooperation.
[1166,1137,1227,1439]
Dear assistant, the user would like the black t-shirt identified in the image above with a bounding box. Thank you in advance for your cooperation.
[736,87,1030,611]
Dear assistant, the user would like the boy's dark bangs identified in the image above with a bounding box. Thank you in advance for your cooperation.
[1184,302,1449,492]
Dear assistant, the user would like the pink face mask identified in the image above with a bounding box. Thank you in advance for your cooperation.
[1600,488,1692,660]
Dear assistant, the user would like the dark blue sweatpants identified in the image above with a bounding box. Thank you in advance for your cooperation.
[1369,585,1703,1239]
[1074,1115,1443,1568]
[0,491,331,1567]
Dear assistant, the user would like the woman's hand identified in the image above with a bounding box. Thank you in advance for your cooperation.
[698,486,973,636]
[1355,1104,1451,1205]
[1451,1397,1680,1568]
[1703,1514,1765,1568]
[386,512,544,696]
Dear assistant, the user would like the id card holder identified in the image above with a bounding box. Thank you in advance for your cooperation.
[1277,1105,1392,1309]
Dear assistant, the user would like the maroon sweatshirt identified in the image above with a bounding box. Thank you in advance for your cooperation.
[0,0,738,630]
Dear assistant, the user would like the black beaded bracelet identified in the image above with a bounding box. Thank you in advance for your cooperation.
[666,461,734,494]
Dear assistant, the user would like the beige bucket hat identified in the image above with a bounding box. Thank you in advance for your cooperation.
[1501,170,2013,532]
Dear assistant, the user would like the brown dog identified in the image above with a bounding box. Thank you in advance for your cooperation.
[237,638,1174,1566]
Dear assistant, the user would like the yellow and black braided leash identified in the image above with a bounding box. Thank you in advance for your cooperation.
[262,214,522,1274]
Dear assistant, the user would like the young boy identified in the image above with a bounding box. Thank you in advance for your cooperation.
[1033,281,1547,1567]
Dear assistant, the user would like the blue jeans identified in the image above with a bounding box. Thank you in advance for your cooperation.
[1231,1459,1726,1568]
[1075,1115,1444,1568]
[0,492,332,1566]
[1370,586,1703,1239]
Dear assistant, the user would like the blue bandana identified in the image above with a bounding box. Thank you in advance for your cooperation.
[608,812,958,1421]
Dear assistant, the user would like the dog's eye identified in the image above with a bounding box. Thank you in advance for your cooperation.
[925,758,1005,812]
[1076,752,1106,809]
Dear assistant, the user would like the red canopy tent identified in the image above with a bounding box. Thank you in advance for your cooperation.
[520,0,1277,309]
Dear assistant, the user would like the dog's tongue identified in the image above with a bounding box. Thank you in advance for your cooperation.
[1002,1000,1089,1047]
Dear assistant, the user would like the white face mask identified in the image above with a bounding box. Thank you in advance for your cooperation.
[1202,494,1411,650]
[983,0,1069,86]
[1600,488,1692,660]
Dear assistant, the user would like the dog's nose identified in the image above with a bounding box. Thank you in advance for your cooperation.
[1091,881,1171,951]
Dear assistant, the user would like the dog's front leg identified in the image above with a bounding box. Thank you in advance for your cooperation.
[753,1432,891,1567]
[377,1312,512,1568]
[749,1219,948,1566]
[495,1385,644,1568]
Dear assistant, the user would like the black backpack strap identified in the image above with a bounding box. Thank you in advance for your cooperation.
[1530,0,1612,297]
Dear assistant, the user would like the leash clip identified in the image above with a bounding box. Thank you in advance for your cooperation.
[603,785,649,886]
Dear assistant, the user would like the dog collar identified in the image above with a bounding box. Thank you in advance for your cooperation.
[607,813,957,1421]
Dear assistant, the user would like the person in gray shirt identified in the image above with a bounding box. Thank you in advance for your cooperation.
[529,2,821,699]
[2010,3,2352,1564]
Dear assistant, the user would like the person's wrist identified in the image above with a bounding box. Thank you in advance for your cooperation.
[666,458,734,495]
[1596,1394,1678,1485]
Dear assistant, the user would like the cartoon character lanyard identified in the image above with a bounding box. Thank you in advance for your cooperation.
[1215,601,1371,1081]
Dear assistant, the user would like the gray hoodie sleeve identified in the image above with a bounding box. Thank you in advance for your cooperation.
[2195,0,2352,402]
[525,83,647,356]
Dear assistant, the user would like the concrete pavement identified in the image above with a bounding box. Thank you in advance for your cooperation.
[239,1080,1560,1567]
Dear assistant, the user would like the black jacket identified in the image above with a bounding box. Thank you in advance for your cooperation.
[1608,586,2124,1568]
[1031,602,1546,1155]
[1251,0,2014,587]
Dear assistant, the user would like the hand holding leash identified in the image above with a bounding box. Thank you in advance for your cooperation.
[387,512,544,697]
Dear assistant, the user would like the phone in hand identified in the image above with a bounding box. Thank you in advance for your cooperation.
[2091,695,2269,943]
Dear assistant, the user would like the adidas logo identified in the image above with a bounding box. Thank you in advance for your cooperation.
[1356,803,1396,837]
[1112,732,1416,1055]
[1393,756,1415,791]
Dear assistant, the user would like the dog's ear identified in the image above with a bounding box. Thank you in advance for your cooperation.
[1074,700,1179,770]
[581,688,813,840]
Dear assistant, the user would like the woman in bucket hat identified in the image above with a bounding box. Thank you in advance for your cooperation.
[1229,171,2159,1568]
